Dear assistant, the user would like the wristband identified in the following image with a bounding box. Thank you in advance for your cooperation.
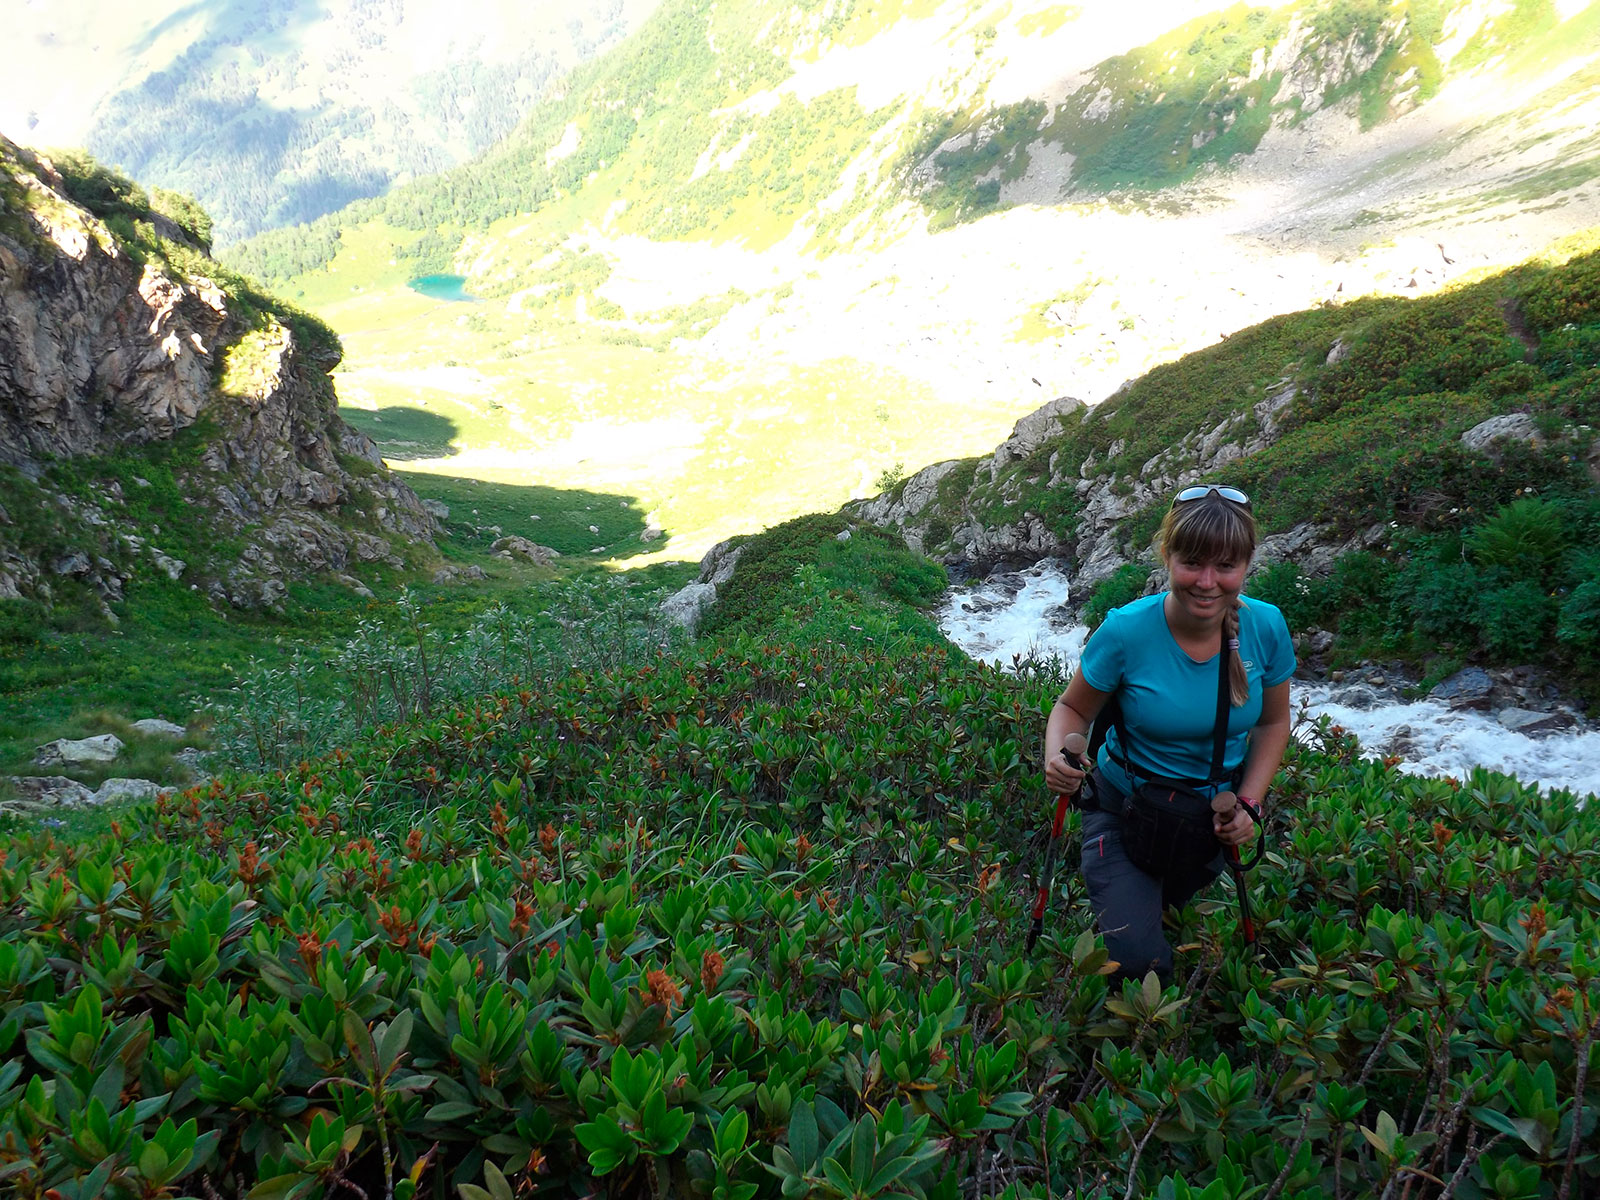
[1237,796,1262,824]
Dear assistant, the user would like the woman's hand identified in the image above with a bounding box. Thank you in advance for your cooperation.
[1214,804,1257,848]
[1043,748,1087,797]
[1043,676,1106,801]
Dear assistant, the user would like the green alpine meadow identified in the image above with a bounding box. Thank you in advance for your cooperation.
[1,0,1599,1197]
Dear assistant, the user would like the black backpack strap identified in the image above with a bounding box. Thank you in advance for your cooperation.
[1210,624,1230,784]
[1096,691,1151,783]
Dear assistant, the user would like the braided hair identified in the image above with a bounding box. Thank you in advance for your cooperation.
[1156,493,1257,706]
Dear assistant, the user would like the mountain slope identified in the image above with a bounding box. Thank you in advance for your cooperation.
[0,139,438,618]
[209,0,1600,562]
[0,0,659,245]
[232,0,1600,279]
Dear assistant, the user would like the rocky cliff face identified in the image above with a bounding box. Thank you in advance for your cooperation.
[0,137,437,611]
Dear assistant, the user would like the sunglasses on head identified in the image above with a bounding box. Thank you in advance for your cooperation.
[1174,485,1250,505]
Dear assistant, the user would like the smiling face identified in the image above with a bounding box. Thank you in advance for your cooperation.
[1155,492,1257,630]
[1165,550,1249,626]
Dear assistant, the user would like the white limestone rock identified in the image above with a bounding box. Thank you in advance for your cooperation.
[35,734,124,767]
[662,581,717,633]
[92,778,171,805]
[131,718,187,738]
[4,775,96,808]
[490,536,560,565]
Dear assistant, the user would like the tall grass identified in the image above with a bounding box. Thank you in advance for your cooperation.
[211,575,689,769]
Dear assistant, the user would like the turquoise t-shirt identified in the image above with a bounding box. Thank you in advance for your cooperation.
[1078,592,1295,796]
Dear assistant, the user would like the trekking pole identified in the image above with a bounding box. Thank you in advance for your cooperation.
[1027,732,1088,953]
[1210,790,1257,949]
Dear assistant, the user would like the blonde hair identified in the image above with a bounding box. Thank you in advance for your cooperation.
[1157,495,1258,706]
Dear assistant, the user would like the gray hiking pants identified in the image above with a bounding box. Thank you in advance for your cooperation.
[1080,773,1223,986]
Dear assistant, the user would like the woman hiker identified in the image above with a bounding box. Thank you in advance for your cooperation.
[1042,485,1295,986]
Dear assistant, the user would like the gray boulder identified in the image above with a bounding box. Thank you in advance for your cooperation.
[433,564,488,584]
[1429,667,1495,710]
[699,540,745,586]
[35,733,124,767]
[4,775,96,808]
[985,395,1086,475]
[1461,413,1543,454]
[662,581,717,633]
[1496,707,1571,737]
[131,718,187,738]
[1327,683,1386,711]
[92,778,170,805]
[52,550,92,576]
[489,536,560,565]
[174,747,213,781]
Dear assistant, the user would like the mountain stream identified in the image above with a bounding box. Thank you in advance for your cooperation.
[938,562,1600,800]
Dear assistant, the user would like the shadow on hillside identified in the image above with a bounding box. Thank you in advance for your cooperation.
[901,100,1051,231]
[343,406,461,461]
[397,471,670,563]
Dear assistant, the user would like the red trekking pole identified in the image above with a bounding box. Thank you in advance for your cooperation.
[1210,790,1257,948]
[1027,732,1088,952]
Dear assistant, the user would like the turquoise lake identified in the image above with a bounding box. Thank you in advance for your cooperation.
[408,274,473,302]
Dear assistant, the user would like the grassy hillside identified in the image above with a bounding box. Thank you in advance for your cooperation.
[904,235,1600,701]
[0,530,1595,1199]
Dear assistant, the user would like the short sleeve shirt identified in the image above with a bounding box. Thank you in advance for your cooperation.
[1078,593,1295,795]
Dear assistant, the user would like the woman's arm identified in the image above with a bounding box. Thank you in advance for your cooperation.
[1043,673,1111,794]
[1216,679,1291,845]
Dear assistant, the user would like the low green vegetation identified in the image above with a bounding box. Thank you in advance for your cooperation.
[0,535,1595,1198]
[1016,4,1081,37]
[315,302,985,563]
[1250,493,1600,687]
[911,0,1600,221]
[912,101,1048,230]
[702,512,949,635]
[395,473,654,561]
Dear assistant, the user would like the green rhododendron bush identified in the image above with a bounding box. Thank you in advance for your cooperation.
[1,581,1596,1200]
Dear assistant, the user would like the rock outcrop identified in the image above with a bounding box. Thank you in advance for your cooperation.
[851,395,1087,567]
[662,538,744,633]
[849,382,1301,582]
[0,137,437,610]
[490,535,560,565]
[34,734,124,767]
